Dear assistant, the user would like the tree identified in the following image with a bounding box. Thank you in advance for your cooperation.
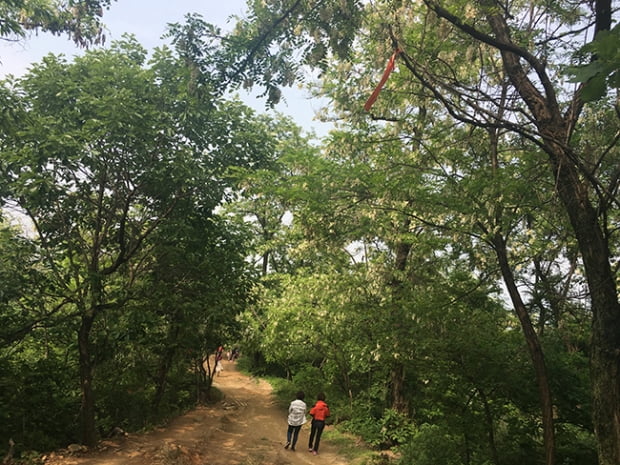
[0,31,268,447]
[0,38,197,446]
[397,4,619,463]
[225,114,319,276]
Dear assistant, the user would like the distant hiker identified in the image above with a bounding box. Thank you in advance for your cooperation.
[216,345,224,362]
[215,359,223,376]
[229,347,239,361]
[284,391,307,452]
[308,392,330,455]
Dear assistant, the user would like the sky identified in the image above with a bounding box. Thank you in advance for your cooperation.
[0,0,331,136]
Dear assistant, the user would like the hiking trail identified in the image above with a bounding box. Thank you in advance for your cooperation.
[42,360,353,465]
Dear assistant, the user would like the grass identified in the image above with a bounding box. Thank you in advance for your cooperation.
[324,427,395,465]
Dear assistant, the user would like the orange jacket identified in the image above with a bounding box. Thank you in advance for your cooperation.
[309,400,330,421]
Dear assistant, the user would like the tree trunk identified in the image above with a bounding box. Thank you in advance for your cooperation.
[492,233,556,465]
[389,363,408,414]
[78,310,97,447]
[153,314,182,412]
[388,226,413,415]
[152,348,175,412]
[547,143,620,465]
[477,387,500,465]
[483,9,620,463]
[484,7,620,461]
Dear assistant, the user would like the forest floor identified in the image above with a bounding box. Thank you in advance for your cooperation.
[41,360,367,465]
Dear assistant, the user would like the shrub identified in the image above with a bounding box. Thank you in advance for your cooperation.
[397,423,463,465]
[342,408,414,449]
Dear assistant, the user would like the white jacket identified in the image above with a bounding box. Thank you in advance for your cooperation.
[288,399,307,426]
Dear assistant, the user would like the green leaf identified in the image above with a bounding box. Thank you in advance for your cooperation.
[581,74,608,102]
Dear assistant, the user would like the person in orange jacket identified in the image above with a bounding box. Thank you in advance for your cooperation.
[308,392,330,455]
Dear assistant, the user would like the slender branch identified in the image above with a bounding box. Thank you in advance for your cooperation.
[230,0,306,80]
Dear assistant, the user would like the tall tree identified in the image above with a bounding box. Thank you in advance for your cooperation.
[397,4,619,463]
[0,31,266,446]
[225,114,319,276]
[0,38,199,446]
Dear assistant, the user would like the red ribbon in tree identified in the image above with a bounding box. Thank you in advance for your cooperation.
[364,49,401,111]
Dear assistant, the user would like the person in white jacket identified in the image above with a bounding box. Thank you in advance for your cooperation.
[284,391,307,451]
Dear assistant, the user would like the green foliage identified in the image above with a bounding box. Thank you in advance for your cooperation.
[379,410,416,447]
[290,365,328,400]
[0,224,51,348]
[0,1,611,462]
[342,416,384,448]
[492,406,545,465]
[397,424,463,465]
[94,379,156,434]
[230,110,598,462]
[214,0,364,105]
[0,346,79,455]
[343,409,414,449]
[0,0,114,47]
[566,25,620,101]
[226,0,613,463]
[556,423,597,465]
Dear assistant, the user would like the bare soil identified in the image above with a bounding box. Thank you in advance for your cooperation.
[42,360,354,465]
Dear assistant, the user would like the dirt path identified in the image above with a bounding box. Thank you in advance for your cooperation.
[43,360,351,465]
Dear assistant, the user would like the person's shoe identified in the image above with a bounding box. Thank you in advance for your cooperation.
[308,448,313,453]
[284,442,290,449]
[291,446,296,451]
[312,450,318,455]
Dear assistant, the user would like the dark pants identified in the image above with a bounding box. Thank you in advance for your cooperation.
[308,419,326,452]
[287,424,302,448]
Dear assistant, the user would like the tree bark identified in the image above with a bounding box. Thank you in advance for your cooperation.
[477,387,500,465]
[78,310,97,447]
[153,311,182,412]
[388,225,413,415]
[152,346,175,412]
[548,143,620,465]
[389,362,408,415]
[492,233,556,465]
